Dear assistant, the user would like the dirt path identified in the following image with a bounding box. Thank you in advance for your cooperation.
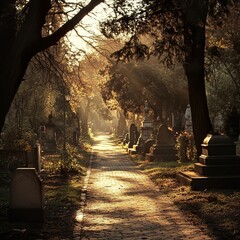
[78,134,213,240]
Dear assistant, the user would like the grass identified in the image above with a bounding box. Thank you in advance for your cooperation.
[131,154,240,240]
[0,145,92,239]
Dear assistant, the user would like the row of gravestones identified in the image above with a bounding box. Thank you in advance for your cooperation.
[123,123,177,161]
[123,122,240,190]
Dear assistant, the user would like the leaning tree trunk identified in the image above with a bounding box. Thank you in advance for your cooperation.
[184,0,213,156]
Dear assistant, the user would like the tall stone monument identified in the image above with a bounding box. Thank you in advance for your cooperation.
[130,101,153,154]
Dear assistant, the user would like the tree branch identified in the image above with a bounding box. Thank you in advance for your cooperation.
[40,0,104,50]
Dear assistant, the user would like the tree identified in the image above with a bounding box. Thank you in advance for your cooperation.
[206,2,240,117]
[101,59,188,123]
[100,0,234,155]
[0,0,104,132]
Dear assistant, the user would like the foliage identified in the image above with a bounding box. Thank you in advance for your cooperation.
[101,58,188,120]
[176,131,197,162]
[206,2,240,117]
[1,129,37,151]
[60,144,86,174]
[100,0,238,155]
[42,144,90,174]
[100,0,232,64]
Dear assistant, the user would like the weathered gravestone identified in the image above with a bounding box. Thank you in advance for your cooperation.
[146,124,177,161]
[9,168,44,222]
[142,138,155,157]
[177,133,240,190]
[128,123,137,149]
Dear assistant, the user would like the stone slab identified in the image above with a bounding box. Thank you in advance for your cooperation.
[177,171,240,190]
[199,155,240,165]
[194,163,240,176]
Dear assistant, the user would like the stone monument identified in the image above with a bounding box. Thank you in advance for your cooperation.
[9,168,44,222]
[130,101,153,154]
[146,124,177,161]
[177,133,240,190]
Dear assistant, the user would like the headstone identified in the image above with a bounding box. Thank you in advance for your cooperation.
[146,124,177,161]
[129,101,154,155]
[9,168,44,222]
[184,104,192,134]
[177,134,240,190]
[142,139,155,157]
[128,123,137,148]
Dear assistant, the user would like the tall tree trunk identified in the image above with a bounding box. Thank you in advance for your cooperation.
[0,1,17,132]
[81,100,91,137]
[184,0,213,156]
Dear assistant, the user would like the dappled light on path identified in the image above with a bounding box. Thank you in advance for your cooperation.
[92,134,117,152]
[79,134,212,240]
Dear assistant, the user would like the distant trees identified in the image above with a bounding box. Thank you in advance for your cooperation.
[0,0,104,132]
[1,0,238,155]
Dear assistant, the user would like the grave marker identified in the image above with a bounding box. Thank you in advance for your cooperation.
[9,168,44,222]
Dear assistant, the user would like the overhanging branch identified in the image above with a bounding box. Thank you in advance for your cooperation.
[40,0,104,50]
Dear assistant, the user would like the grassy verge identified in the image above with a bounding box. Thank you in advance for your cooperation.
[131,155,240,240]
[0,144,92,239]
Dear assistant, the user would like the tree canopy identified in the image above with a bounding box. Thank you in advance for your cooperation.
[0,0,104,132]
[100,0,237,154]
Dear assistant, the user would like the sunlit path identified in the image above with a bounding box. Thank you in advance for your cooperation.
[79,133,212,240]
